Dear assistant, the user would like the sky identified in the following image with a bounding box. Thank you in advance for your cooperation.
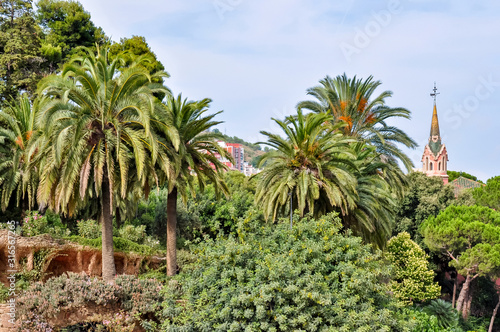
[77,0,500,181]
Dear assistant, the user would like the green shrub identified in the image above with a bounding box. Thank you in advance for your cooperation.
[21,210,70,238]
[17,273,163,330]
[118,224,146,244]
[77,219,100,239]
[0,283,9,303]
[387,232,441,304]
[402,307,461,332]
[22,211,48,237]
[161,213,408,331]
[424,299,459,329]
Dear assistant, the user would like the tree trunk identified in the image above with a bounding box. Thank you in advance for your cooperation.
[489,293,500,332]
[456,274,472,317]
[115,207,121,229]
[452,277,458,308]
[101,174,116,281]
[166,187,178,276]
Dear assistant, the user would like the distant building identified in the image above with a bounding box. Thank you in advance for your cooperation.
[421,84,449,184]
[226,143,245,172]
[450,176,484,197]
[243,162,261,176]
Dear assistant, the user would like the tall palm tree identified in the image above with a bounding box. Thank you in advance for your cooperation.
[156,94,230,276]
[298,74,417,170]
[255,110,358,221]
[35,47,170,281]
[0,95,39,212]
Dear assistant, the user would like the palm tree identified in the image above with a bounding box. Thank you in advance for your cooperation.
[255,110,358,221]
[0,95,39,212]
[35,47,170,281]
[155,94,230,276]
[297,74,417,171]
[342,142,401,247]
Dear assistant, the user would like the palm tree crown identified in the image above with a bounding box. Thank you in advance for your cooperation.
[298,74,417,170]
[256,110,357,221]
[0,95,39,211]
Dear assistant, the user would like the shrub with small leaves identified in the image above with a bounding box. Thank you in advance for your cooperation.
[161,212,409,331]
[118,224,146,244]
[77,219,100,239]
[387,232,441,304]
[16,273,163,330]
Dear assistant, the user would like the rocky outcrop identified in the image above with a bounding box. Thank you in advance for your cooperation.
[0,230,164,286]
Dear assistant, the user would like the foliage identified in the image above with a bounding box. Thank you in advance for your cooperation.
[21,210,68,237]
[76,219,100,239]
[17,273,163,331]
[118,224,146,244]
[256,109,357,220]
[154,93,230,275]
[34,46,170,280]
[473,176,500,211]
[108,35,167,99]
[161,213,409,331]
[298,73,417,170]
[401,307,461,332]
[65,235,160,256]
[0,0,44,103]
[395,171,455,244]
[421,205,500,317]
[0,282,9,303]
[387,232,441,304]
[256,109,404,247]
[36,0,107,61]
[0,95,40,211]
[424,299,460,329]
[447,170,481,183]
[176,171,258,242]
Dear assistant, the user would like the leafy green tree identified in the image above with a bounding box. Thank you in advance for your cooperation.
[387,232,441,304]
[36,0,107,61]
[256,110,357,221]
[473,176,500,211]
[298,73,417,170]
[156,94,230,276]
[0,0,44,103]
[0,95,39,211]
[161,213,409,331]
[395,171,455,244]
[35,47,169,281]
[447,170,481,183]
[421,205,500,319]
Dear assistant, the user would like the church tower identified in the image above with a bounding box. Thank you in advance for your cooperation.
[421,83,449,184]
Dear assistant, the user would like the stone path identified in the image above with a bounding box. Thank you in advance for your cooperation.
[0,303,16,331]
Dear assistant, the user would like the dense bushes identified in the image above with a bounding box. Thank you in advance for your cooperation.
[17,273,163,331]
[160,213,410,331]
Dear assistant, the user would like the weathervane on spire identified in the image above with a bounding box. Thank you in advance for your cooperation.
[430,82,439,104]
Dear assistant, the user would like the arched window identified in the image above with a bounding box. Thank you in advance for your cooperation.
[426,157,429,171]
[438,162,441,170]
[430,163,433,171]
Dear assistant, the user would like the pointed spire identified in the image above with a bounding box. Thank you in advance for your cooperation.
[430,103,440,137]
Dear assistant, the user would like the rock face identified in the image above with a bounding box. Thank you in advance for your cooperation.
[0,230,164,286]
[0,303,16,331]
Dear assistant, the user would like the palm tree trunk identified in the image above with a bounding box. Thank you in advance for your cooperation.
[166,186,178,276]
[489,292,500,332]
[101,172,116,281]
[115,207,121,229]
